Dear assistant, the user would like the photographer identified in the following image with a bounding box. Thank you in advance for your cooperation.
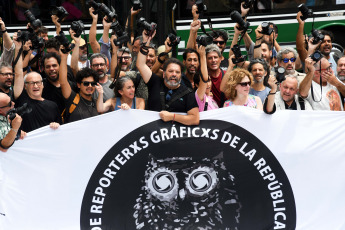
[299,55,345,110]
[0,93,26,152]
[0,18,15,65]
[264,75,312,114]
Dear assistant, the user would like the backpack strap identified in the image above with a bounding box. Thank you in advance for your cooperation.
[61,93,80,123]
[298,96,305,110]
[159,83,193,111]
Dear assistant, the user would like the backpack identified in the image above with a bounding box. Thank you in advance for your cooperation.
[61,93,80,123]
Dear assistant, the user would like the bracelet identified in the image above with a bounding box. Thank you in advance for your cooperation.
[269,92,276,95]
[23,66,28,72]
[139,46,149,55]
[200,74,210,83]
[254,44,261,49]
[11,128,18,133]
[1,29,7,33]
[158,57,165,64]
[256,36,263,41]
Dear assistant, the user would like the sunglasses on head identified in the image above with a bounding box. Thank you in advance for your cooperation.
[82,81,97,87]
[282,58,296,63]
[238,81,251,87]
[213,41,225,45]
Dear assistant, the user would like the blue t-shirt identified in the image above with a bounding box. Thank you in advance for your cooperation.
[249,87,271,103]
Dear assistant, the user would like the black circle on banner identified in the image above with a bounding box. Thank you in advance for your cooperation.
[80,120,296,230]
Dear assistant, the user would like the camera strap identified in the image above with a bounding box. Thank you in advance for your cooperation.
[0,31,3,54]
[12,46,23,69]
[310,63,322,102]
[199,12,215,38]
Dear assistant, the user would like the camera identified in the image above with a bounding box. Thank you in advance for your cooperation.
[88,0,117,22]
[71,20,84,38]
[242,0,253,9]
[275,66,286,83]
[49,6,69,22]
[298,3,313,21]
[195,0,207,14]
[111,21,129,47]
[17,31,44,50]
[230,10,250,31]
[24,10,42,30]
[6,103,32,120]
[311,29,324,45]
[137,17,157,37]
[55,31,75,54]
[231,44,246,64]
[16,31,30,43]
[261,22,274,35]
[310,50,323,62]
[196,35,213,47]
[133,0,143,11]
[167,33,181,47]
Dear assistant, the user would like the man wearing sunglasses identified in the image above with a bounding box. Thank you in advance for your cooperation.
[299,57,345,111]
[211,30,229,71]
[0,93,26,152]
[59,49,100,123]
[276,47,306,83]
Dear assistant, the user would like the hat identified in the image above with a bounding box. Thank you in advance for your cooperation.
[71,38,86,47]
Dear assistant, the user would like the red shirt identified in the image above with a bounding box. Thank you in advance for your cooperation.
[210,70,223,108]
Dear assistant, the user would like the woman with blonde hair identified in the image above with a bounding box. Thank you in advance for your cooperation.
[223,68,263,110]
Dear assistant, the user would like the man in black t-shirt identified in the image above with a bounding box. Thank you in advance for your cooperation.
[14,72,61,132]
[136,31,199,126]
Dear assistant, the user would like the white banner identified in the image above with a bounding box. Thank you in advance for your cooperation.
[0,106,345,230]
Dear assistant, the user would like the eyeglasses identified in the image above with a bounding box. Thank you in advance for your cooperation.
[282,58,296,63]
[0,72,15,77]
[25,80,43,86]
[213,41,225,45]
[91,63,106,68]
[80,45,87,49]
[238,81,251,87]
[0,99,12,109]
[315,64,332,72]
[118,56,131,61]
[82,81,97,87]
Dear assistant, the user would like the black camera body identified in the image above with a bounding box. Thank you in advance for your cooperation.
[55,31,75,54]
[275,66,286,83]
[310,50,323,62]
[231,44,246,64]
[6,103,32,121]
[17,30,44,50]
[230,10,250,31]
[298,3,313,21]
[71,20,85,38]
[24,10,42,30]
[196,35,213,47]
[311,29,324,45]
[137,17,157,37]
[111,21,129,47]
[196,0,207,14]
[133,0,143,11]
[167,33,181,47]
[88,0,117,22]
[261,22,274,35]
[242,0,253,9]
[49,6,69,22]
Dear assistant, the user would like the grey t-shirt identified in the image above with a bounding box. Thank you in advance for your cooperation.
[92,79,115,102]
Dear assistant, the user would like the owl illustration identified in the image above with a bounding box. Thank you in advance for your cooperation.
[133,153,241,230]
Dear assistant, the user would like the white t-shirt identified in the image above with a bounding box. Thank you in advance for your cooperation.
[306,80,343,111]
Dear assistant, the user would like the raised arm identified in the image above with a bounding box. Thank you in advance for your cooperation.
[264,75,278,113]
[110,34,119,79]
[13,38,24,100]
[151,37,172,77]
[0,18,13,50]
[220,55,235,93]
[89,7,101,53]
[70,29,80,77]
[186,19,201,49]
[95,83,112,113]
[253,25,263,59]
[296,11,308,62]
[127,7,141,46]
[59,48,72,99]
[136,30,156,84]
[299,57,315,98]
[51,15,61,35]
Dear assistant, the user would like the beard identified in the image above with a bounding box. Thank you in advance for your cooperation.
[253,76,264,83]
[164,75,181,88]
[0,82,11,90]
[80,54,88,61]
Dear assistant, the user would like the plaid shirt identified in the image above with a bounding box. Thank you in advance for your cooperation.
[0,115,10,140]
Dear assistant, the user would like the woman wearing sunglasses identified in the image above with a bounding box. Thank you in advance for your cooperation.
[223,68,263,110]
[96,76,145,112]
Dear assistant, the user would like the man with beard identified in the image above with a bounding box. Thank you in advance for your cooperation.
[276,47,306,83]
[182,48,200,89]
[90,53,114,102]
[318,30,337,73]
[300,57,345,110]
[136,31,199,125]
[211,30,229,71]
[264,75,312,113]
[59,46,99,123]
[336,56,345,106]
[206,44,225,108]
[70,37,89,75]
[248,59,272,103]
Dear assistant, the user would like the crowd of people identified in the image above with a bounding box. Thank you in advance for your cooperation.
[1,2,345,152]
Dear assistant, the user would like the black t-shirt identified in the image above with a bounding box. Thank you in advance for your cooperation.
[220,57,229,71]
[15,91,61,132]
[181,73,193,90]
[0,88,14,100]
[146,73,198,112]
[64,91,98,123]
